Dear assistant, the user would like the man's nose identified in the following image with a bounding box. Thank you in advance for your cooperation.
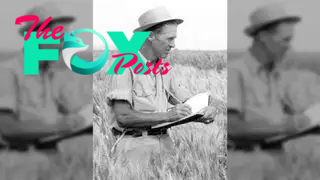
[283,44,290,51]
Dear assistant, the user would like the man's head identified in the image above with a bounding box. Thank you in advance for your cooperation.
[134,6,183,60]
[245,3,301,63]
[144,20,179,59]
[19,2,76,69]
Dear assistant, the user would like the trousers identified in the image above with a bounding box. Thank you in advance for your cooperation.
[114,133,175,167]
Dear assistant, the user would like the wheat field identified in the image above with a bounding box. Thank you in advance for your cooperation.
[1,48,320,179]
[93,49,228,180]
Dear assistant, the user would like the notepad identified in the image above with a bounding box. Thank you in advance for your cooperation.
[151,92,209,130]
[184,92,210,114]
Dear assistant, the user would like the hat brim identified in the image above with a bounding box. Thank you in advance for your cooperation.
[245,15,301,37]
[133,18,183,32]
[19,16,76,36]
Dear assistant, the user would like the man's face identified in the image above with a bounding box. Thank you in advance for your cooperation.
[259,22,296,63]
[150,23,177,59]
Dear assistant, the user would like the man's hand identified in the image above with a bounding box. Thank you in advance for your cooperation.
[54,120,74,134]
[56,114,86,133]
[283,114,312,135]
[168,104,192,121]
[196,106,217,124]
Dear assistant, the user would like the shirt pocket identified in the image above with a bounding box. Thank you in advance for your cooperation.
[132,82,156,111]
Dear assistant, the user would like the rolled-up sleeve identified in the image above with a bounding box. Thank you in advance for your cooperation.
[107,68,133,107]
[0,68,18,113]
[228,69,244,113]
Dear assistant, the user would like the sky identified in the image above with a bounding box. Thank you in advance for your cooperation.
[229,0,320,52]
[93,0,227,51]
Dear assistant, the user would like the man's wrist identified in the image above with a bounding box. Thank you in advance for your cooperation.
[282,114,311,134]
[280,114,296,134]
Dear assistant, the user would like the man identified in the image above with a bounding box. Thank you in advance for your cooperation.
[0,2,92,178]
[227,3,317,180]
[107,6,217,166]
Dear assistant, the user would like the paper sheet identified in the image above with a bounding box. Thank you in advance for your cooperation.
[184,92,209,114]
[151,92,209,129]
[304,103,320,126]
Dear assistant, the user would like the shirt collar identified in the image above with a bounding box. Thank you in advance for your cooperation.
[245,51,261,74]
[138,51,149,64]
[245,50,281,78]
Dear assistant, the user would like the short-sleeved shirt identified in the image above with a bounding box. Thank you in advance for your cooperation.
[0,52,91,124]
[228,51,287,125]
[107,51,190,131]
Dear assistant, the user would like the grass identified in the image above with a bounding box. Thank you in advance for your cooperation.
[93,49,227,180]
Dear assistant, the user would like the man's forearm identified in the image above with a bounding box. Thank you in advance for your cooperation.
[117,110,175,129]
[0,113,59,142]
[228,112,285,141]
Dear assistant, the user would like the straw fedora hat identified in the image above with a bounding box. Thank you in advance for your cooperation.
[18,2,76,36]
[245,3,301,36]
[133,6,183,32]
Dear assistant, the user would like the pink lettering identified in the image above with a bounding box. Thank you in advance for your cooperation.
[143,62,153,75]
[161,62,172,75]
[112,53,172,75]
[112,53,138,74]
[15,15,64,41]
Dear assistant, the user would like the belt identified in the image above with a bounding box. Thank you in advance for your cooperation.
[228,140,283,152]
[0,142,57,152]
[112,127,168,137]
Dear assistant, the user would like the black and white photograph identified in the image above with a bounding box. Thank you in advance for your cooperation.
[228,1,320,179]
[0,0,93,179]
[93,0,227,179]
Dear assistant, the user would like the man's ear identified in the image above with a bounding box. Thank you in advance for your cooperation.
[148,32,156,41]
[256,31,270,43]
